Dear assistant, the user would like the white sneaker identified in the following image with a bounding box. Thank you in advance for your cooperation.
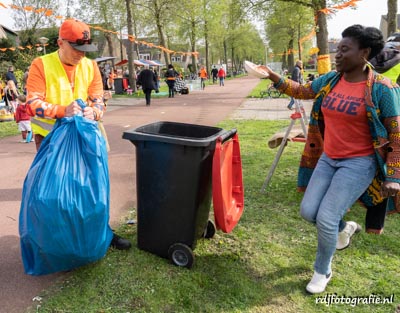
[336,221,361,250]
[306,271,332,294]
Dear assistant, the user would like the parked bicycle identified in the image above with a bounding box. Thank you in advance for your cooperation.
[260,83,282,98]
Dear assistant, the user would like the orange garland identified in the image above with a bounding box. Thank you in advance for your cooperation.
[0,0,362,56]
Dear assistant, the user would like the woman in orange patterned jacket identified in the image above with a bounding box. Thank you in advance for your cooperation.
[260,25,400,294]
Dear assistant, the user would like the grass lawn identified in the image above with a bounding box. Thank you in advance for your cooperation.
[25,119,400,313]
[0,120,19,138]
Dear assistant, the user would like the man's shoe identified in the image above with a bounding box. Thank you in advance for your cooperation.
[110,233,131,250]
[336,221,361,250]
[306,271,332,294]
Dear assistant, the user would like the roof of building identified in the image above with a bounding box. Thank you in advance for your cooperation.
[0,24,18,37]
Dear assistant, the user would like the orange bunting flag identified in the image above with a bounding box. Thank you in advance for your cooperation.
[0,3,231,58]
[320,0,361,15]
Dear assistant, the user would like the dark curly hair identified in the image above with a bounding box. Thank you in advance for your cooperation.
[341,24,384,59]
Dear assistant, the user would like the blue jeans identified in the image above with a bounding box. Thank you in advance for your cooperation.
[287,97,294,109]
[300,153,377,275]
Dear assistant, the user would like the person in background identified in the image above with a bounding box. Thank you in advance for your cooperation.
[15,94,33,143]
[6,66,18,89]
[100,66,108,90]
[211,65,218,84]
[260,24,400,294]
[136,67,158,106]
[198,65,208,90]
[123,67,129,78]
[287,60,303,109]
[107,68,116,91]
[342,32,400,236]
[218,66,226,86]
[25,18,131,250]
[0,80,4,100]
[22,66,30,95]
[153,67,160,90]
[3,80,19,114]
[165,64,179,98]
[370,32,400,85]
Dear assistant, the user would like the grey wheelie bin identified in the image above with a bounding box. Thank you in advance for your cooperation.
[122,121,236,268]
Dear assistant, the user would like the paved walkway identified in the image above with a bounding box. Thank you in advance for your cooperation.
[0,75,309,313]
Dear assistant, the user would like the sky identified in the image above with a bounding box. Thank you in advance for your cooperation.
[0,0,397,37]
[326,0,399,39]
[0,0,15,30]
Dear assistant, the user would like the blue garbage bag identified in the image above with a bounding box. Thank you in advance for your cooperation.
[19,115,113,275]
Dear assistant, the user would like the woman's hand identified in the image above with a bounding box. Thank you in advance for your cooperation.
[255,65,272,77]
[380,181,400,198]
[256,64,281,84]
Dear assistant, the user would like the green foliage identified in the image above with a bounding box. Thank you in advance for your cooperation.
[0,38,17,68]
[264,1,314,66]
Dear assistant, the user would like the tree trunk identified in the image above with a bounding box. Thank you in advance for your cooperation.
[204,19,209,75]
[282,51,287,72]
[314,0,330,74]
[191,41,197,73]
[387,0,398,36]
[288,39,294,71]
[231,46,234,73]
[223,40,227,66]
[132,7,140,60]
[105,33,114,58]
[190,20,198,73]
[297,23,302,61]
[125,0,136,91]
[153,2,170,65]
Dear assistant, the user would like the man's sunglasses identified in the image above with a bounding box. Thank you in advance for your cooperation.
[64,39,92,45]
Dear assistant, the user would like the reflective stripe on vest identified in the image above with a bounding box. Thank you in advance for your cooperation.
[31,52,94,137]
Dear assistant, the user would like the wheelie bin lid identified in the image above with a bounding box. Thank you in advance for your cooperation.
[212,130,244,233]
[122,121,225,147]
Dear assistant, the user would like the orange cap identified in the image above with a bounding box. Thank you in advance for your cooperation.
[59,19,97,52]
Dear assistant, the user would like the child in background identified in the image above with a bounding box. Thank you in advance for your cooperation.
[15,95,33,143]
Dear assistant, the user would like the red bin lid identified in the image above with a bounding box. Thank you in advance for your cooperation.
[212,133,244,233]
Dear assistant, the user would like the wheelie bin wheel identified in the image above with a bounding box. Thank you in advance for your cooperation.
[168,243,194,268]
[203,220,216,239]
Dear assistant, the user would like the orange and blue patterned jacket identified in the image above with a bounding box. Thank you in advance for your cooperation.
[275,67,400,212]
